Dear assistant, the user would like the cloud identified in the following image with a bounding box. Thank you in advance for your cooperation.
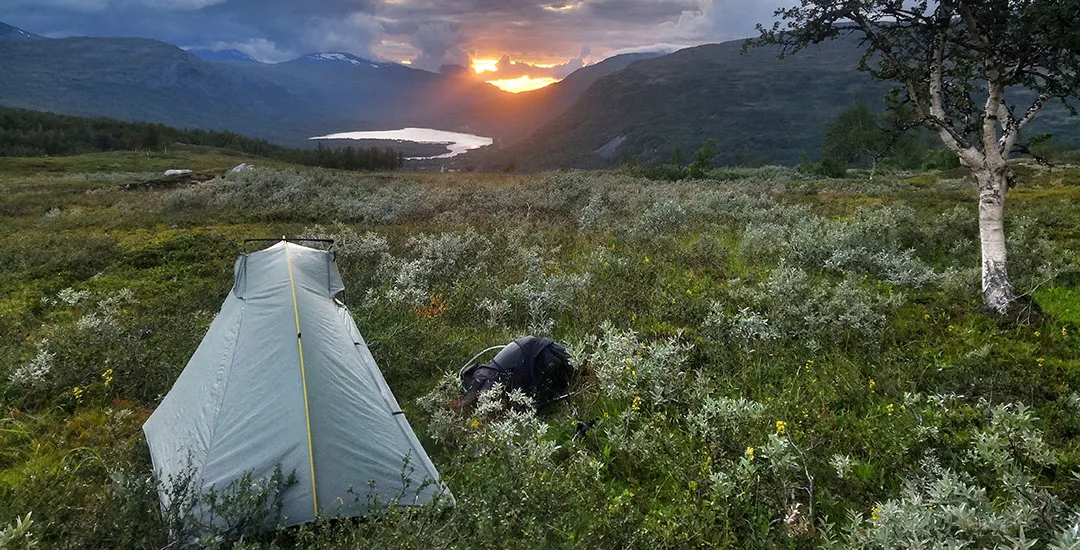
[301,12,384,57]
[4,0,788,70]
[9,0,228,11]
[408,22,469,71]
[605,43,690,57]
[660,0,785,42]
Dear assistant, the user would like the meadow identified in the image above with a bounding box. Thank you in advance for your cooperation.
[1,146,1079,548]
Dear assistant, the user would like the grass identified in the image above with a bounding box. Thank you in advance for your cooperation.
[0,149,1078,548]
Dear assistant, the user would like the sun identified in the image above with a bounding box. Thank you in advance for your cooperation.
[471,58,560,93]
[485,76,560,93]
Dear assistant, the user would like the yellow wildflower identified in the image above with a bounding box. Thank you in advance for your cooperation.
[72,386,84,401]
[775,420,787,435]
[632,396,642,411]
[887,403,895,415]
[469,417,480,429]
[101,368,114,388]
[745,446,755,461]
[871,506,880,522]
[868,379,876,391]
[643,257,650,264]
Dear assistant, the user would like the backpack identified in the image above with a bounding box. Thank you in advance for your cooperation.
[456,336,574,410]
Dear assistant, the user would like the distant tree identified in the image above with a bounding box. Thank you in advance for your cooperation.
[755,0,1080,315]
[670,146,684,167]
[821,100,916,179]
[688,138,719,178]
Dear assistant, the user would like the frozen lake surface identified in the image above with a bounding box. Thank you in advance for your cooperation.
[310,128,493,159]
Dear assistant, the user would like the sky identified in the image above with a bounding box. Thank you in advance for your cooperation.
[2,0,787,91]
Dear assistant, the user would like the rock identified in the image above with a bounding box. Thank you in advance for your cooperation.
[230,163,255,173]
[163,169,193,176]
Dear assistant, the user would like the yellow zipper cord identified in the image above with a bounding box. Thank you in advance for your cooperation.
[284,240,318,517]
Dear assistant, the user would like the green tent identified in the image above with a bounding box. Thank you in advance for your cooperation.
[143,240,449,526]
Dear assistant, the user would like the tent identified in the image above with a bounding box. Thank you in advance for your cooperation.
[143,240,449,527]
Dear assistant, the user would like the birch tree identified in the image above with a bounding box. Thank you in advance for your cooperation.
[755,0,1080,314]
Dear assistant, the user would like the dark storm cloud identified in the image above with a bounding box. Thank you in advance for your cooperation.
[585,0,699,23]
[1,0,787,66]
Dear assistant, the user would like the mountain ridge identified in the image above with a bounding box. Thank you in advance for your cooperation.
[0,22,42,41]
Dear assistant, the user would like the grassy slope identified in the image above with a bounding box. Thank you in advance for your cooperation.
[0,149,1078,548]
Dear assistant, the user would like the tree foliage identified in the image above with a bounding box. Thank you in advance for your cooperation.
[754,0,1080,314]
[821,101,890,177]
[755,0,1080,165]
[688,138,720,178]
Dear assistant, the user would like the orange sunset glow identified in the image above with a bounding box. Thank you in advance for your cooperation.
[471,58,561,93]
[486,76,560,93]
[471,58,499,73]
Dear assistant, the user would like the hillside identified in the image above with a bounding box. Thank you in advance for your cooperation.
[0,21,41,41]
[0,149,1078,547]
[484,37,889,170]
[0,36,312,141]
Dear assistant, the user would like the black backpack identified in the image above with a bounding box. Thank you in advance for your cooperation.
[457,337,574,410]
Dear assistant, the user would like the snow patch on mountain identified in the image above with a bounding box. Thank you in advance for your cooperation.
[303,52,382,67]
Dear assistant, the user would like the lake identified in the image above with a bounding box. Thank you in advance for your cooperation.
[309,128,493,160]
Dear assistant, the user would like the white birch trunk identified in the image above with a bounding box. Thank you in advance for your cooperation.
[975,166,1016,314]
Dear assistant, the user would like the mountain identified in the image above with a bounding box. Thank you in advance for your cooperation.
[463,51,670,145]
[0,22,510,144]
[6,21,1072,167]
[482,37,891,170]
[0,36,310,141]
[234,52,507,133]
[187,48,260,64]
[0,22,42,41]
[0,20,683,151]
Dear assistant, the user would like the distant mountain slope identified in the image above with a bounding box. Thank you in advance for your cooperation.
[0,36,313,141]
[0,22,42,41]
[187,48,260,63]
[0,20,516,144]
[490,37,889,170]
[233,53,507,133]
[465,51,669,144]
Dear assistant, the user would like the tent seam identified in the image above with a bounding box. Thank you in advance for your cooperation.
[198,298,246,487]
[340,305,444,489]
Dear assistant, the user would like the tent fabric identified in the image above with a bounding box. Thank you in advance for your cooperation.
[143,241,449,527]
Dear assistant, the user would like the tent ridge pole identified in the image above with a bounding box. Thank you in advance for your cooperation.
[285,241,319,517]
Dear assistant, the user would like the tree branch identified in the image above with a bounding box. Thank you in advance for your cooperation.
[999,94,1049,155]
[928,7,979,163]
